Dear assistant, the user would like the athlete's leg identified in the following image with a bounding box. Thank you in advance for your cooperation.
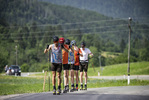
[66,69,69,85]
[52,71,56,94]
[84,63,88,90]
[76,70,78,85]
[70,68,74,92]
[80,71,83,84]
[84,72,87,84]
[56,63,62,95]
[66,69,69,91]
[52,71,56,87]
[64,70,67,86]
[57,72,61,86]
[57,72,61,95]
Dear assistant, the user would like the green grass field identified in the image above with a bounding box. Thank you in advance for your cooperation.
[0,75,149,95]
[0,61,149,95]
[29,62,149,76]
[88,61,149,76]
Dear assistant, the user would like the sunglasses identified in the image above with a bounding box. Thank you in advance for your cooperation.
[54,41,58,43]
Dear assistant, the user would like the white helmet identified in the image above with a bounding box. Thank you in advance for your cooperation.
[71,40,76,46]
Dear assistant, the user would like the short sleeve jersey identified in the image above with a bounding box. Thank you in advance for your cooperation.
[62,44,69,64]
[79,48,91,62]
[74,48,82,66]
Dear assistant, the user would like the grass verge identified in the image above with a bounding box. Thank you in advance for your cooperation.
[0,75,149,95]
[87,61,149,76]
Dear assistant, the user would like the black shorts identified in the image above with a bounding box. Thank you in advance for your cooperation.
[80,62,88,72]
[68,64,75,70]
[63,64,70,70]
[51,63,62,72]
[74,66,79,71]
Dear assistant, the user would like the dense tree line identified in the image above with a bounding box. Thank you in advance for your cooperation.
[0,0,149,72]
[42,0,149,23]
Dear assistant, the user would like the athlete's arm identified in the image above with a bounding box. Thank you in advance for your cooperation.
[89,53,93,58]
[61,44,69,52]
[88,48,93,57]
[78,48,83,57]
[70,45,74,53]
[44,44,52,53]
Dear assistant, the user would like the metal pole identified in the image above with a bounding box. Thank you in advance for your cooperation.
[127,17,132,85]
[48,46,50,91]
[15,45,18,65]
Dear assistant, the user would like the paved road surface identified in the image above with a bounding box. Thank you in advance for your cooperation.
[1,86,149,100]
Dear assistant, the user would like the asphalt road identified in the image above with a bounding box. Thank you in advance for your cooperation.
[1,86,149,100]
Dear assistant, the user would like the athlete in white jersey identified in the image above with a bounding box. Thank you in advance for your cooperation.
[79,42,93,90]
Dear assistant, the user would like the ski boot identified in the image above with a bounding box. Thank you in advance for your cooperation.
[57,89,61,95]
[84,84,87,90]
[80,85,83,90]
[66,85,69,92]
[70,87,75,92]
[75,87,78,91]
[53,89,56,95]
[63,89,67,93]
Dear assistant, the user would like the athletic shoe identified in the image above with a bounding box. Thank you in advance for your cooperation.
[53,89,56,95]
[57,89,61,95]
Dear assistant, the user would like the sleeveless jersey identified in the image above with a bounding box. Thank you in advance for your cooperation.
[51,44,62,63]
[68,47,75,64]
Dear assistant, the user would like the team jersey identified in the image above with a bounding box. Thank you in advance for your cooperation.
[68,47,75,64]
[74,48,82,66]
[80,48,91,62]
[51,44,62,63]
[62,44,69,64]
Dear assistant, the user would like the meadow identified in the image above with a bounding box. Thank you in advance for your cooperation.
[0,61,149,95]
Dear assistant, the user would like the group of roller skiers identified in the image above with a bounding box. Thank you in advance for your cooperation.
[44,36,93,95]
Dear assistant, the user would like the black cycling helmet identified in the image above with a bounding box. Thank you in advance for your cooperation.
[53,36,59,42]
[81,42,86,46]
[65,39,70,45]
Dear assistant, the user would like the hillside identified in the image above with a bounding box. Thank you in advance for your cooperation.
[42,0,149,23]
[87,62,149,76]
[0,0,149,72]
